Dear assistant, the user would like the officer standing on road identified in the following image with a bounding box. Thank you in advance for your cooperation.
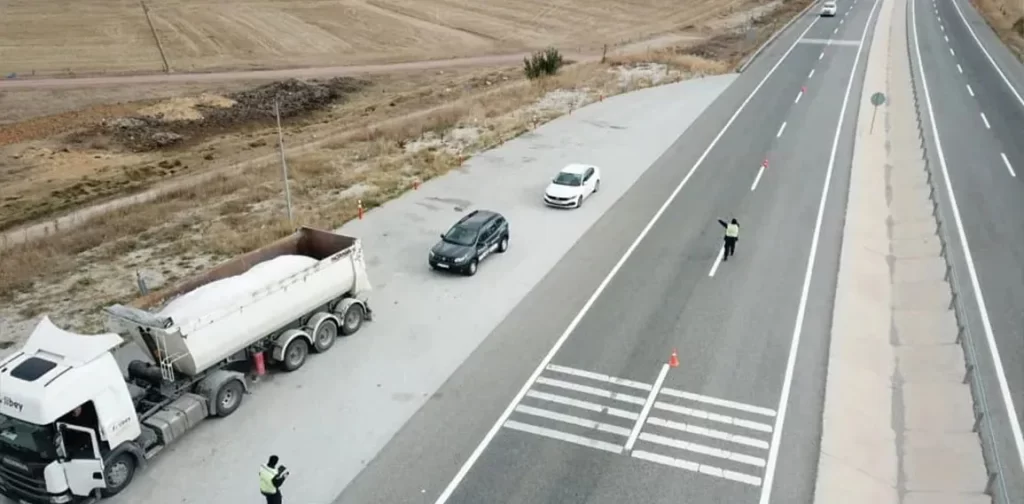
[718,218,740,261]
[258,455,290,504]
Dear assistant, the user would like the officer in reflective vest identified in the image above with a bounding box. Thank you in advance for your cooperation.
[259,455,289,504]
[718,218,740,261]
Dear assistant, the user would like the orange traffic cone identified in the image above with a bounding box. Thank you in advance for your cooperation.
[669,349,679,368]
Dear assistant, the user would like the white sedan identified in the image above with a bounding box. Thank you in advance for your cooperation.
[543,163,601,209]
[820,1,837,16]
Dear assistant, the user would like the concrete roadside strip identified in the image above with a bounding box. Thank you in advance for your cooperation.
[812,0,990,501]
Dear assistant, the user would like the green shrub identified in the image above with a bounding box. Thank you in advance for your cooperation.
[523,47,564,79]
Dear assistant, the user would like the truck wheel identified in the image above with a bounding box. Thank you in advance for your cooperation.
[312,319,339,353]
[100,453,136,498]
[282,338,309,372]
[341,304,364,336]
[214,379,245,417]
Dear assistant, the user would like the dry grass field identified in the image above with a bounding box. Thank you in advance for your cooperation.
[0,0,813,347]
[971,0,1024,60]
[1,0,767,77]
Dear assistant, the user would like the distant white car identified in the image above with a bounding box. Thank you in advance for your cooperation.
[821,1,837,16]
[543,163,601,208]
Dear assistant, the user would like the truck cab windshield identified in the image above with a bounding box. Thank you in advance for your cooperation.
[0,414,57,461]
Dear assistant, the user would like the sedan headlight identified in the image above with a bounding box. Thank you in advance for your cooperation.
[455,253,471,263]
[429,250,436,258]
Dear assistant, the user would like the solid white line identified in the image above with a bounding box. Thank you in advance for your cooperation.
[948,0,1024,108]
[967,83,975,96]
[809,69,815,78]
[980,112,991,129]
[707,247,725,277]
[526,390,639,420]
[535,377,646,405]
[1001,152,1016,177]
[912,0,1024,479]
[625,364,669,451]
[638,432,767,467]
[430,14,821,503]
[654,401,774,433]
[776,121,788,138]
[660,387,778,417]
[632,450,763,486]
[759,0,883,501]
[514,405,632,437]
[957,63,963,73]
[751,166,767,191]
[648,416,770,450]
[503,420,623,454]
[544,364,652,391]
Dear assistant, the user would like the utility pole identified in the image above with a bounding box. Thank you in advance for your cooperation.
[274,98,295,227]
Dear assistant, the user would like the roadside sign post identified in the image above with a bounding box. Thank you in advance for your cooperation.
[869,91,887,134]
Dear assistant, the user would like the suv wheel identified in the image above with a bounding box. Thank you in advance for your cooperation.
[498,235,509,253]
[465,259,478,276]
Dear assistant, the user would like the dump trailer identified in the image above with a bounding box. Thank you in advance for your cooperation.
[0,227,372,504]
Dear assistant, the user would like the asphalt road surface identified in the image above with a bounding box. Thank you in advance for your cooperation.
[909,0,1024,498]
[333,2,881,503]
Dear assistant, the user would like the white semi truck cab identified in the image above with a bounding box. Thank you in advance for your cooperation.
[0,227,372,503]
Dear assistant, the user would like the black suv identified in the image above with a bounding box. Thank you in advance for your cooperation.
[429,209,510,276]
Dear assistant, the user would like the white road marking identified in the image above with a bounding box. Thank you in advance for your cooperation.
[819,51,825,60]
[980,112,991,129]
[776,121,788,138]
[795,91,804,103]
[840,18,844,24]
[525,390,639,421]
[647,416,770,450]
[967,83,975,96]
[544,364,653,391]
[514,405,632,437]
[948,0,1024,109]
[534,377,646,405]
[707,247,725,277]
[632,450,762,486]
[957,63,963,73]
[760,0,882,501]
[751,165,767,191]
[431,14,823,503]
[654,401,774,433]
[809,69,816,78]
[940,23,944,31]
[1001,152,1016,177]
[638,432,767,467]
[833,27,839,34]
[944,34,949,42]
[503,420,623,454]
[949,47,955,56]
[660,387,778,417]
[625,364,669,451]
[800,38,861,46]
[912,0,1024,479]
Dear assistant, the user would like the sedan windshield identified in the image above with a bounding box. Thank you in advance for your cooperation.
[443,225,477,246]
[0,413,57,460]
[552,172,583,187]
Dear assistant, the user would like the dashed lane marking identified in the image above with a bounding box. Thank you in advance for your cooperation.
[799,38,861,47]
[967,83,975,96]
[1001,153,1016,177]
[980,112,991,129]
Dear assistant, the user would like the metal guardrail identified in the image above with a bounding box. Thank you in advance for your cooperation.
[904,0,1010,500]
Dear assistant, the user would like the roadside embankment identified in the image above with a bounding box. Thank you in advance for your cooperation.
[812,0,991,501]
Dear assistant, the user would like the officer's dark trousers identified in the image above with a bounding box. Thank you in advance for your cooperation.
[263,491,282,504]
[723,237,737,259]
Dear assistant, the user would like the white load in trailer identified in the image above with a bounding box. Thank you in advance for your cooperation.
[0,227,373,504]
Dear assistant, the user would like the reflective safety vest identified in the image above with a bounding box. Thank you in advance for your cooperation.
[725,224,740,238]
[258,465,278,494]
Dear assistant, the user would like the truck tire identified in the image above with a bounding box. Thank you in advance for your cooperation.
[282,338,309,371]
[312,319,339,353]
[340,304,365,336]
[100,453,136,498]
[214,379,245,417]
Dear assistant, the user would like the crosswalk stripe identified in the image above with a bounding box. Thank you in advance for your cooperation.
[653,401,773,433]
[647,416,769,450]
[525,390,639,420]
[514,405,632,437]
[638,432,766,468]
[545,364,653,391]
[659,387,777,417]
[503,420,624,454]
[535,377,647,405]
[632,450,762,486]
